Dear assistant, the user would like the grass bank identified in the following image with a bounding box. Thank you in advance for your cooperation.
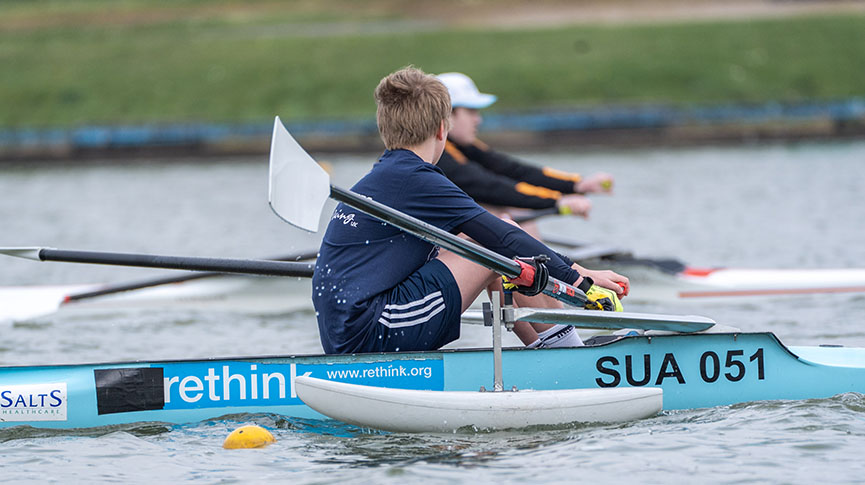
[2,1,864,128]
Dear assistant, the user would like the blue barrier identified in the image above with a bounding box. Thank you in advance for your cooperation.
[1,98,863,152]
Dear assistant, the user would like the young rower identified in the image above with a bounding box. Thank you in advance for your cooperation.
[435,72,614,226]
[312,67,628,355]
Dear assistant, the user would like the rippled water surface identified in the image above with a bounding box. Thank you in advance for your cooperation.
[1,141,864,483]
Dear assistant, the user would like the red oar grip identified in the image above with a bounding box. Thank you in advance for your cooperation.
[510,259,537,287]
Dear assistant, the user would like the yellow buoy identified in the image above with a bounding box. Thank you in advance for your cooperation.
[223,425,276,449]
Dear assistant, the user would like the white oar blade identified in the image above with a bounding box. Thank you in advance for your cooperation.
[0,247,46,261]
[268,116,331,232]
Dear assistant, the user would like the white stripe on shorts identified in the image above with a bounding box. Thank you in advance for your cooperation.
[380,296,445,320]
[382,291,443,311]
[379,302,446,329]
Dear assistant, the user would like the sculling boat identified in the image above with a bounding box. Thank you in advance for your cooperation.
[3,328,865,430]
[3,120,862,432]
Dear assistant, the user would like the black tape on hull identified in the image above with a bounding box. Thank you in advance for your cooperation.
[94,367,165,415]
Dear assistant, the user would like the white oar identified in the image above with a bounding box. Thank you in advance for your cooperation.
[268,116,592,308]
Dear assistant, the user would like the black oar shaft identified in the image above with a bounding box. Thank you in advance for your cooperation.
[37,249,314,278]
[330,186,522,278]
[65,249,319,302]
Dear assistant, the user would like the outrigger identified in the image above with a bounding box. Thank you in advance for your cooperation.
[3,119,864,433]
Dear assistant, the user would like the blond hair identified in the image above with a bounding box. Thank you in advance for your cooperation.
[374,66,451,150]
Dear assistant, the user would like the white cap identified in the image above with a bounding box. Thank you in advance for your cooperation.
[436,72,497,109]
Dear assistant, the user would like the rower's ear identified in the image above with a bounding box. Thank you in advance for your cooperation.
[437,119,447,141]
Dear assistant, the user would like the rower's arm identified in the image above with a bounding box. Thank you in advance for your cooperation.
[466,141,581,194]
[456,212,581,284]
[438,149,562,209]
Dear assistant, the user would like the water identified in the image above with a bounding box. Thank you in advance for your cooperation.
[1,141,864,483]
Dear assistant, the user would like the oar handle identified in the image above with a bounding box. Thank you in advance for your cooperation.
[36,249,315,277]
[542,278,589,307]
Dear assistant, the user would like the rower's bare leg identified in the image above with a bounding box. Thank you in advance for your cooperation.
[440,221,583,348]
[488,215,582,347]
[486,278,561,345]
[436,249,499,313]
[438,250,563,346]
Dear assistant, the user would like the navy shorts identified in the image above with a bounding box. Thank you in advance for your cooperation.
[361,259,462,352]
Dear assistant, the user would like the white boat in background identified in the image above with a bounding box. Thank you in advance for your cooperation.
[0,284,98,322]
[575,251,865,301]
[0,276,311,324]
[641,266,865,300]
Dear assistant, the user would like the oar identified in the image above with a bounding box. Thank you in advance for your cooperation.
[268,116,591,308]
[0,248,317,322]
[62,249,319,303]
[0,248,315,277]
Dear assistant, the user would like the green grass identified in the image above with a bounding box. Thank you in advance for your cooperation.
[1,2,864,128]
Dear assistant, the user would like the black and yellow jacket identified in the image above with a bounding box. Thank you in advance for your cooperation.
[437,139,583,209]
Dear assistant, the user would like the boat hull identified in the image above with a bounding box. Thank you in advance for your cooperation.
[2,332,865,430]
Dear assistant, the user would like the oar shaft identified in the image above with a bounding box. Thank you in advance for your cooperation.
[64,249,320,302]
[330,185,522,278]
[36,249,314,278]
[542,279,589,307]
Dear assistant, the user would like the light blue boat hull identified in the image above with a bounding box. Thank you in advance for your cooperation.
[1,332,863,429]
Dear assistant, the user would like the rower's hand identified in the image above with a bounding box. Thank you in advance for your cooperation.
[585,285,623,312]
[556,194,591,219]
[575,275,624,312]
[576,173,614,194]
[575,268,629,298]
